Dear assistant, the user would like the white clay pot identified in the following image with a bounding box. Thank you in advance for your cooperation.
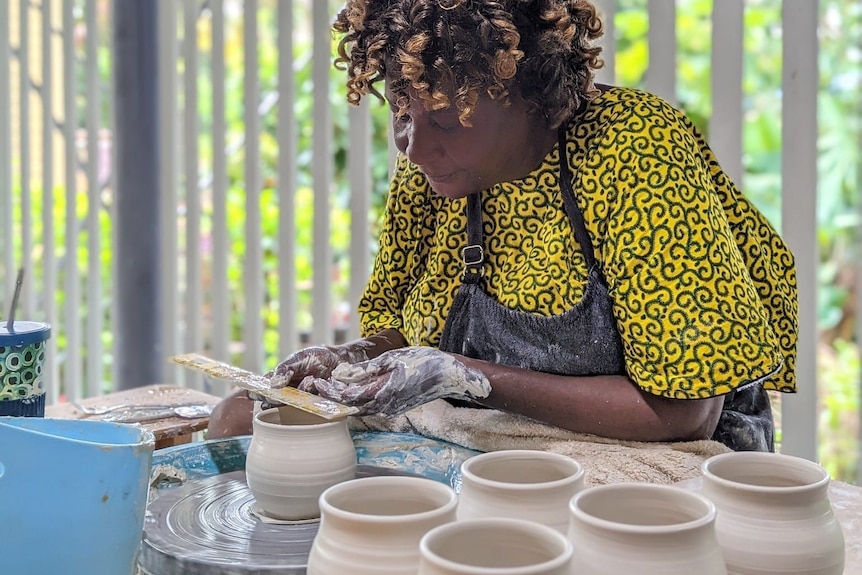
[245,406,356,521]
[307,475,458,575]
[567,482,727,575]
[701,451,845,575]
[418,517,574,575]
[457,449,585,534]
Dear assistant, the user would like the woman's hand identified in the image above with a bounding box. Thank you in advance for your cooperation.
[266,344,369,388]
[251,329,409,406]
[297,346,491,416]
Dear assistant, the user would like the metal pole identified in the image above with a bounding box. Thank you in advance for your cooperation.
[112,0,162,390]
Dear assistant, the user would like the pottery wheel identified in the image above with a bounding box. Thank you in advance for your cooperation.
[140,466,416,575]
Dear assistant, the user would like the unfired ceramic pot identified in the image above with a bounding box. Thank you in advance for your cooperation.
[457,449,585,533]
[701,451,845,575]
[418,517,574,575]
[307,475,458,575]
[567,482,727,575]
[245,406,356,520]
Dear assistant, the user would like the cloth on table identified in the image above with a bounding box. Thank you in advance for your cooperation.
[349,399,731,486]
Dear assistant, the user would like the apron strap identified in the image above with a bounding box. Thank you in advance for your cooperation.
[557,127,597,270]
[462,192,485,283]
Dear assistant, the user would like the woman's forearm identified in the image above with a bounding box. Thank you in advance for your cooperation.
[456,354,724,443]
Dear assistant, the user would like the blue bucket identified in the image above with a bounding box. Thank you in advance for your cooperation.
[0,417,155,575]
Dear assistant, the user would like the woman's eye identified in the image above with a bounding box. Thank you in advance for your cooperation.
[432,120,459,132]
[429,113,460,131]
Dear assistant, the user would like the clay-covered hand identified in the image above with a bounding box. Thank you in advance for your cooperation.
[296,346,491,416]
[247,342,374,405]
[266,342,374,388]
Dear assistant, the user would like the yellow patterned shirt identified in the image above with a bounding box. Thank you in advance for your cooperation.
[359,87,797,399]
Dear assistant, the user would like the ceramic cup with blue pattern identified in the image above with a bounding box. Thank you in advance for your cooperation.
[0,321,51,417]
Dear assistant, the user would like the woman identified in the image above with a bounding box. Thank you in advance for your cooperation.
[208,0,797,452]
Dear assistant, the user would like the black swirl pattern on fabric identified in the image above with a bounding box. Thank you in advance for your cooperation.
[359,87,797,399]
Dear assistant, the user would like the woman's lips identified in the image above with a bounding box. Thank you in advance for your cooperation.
[424,171,455,184]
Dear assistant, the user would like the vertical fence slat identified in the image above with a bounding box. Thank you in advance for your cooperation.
[593,0,616,86]
[210,0,229,393]
[347,101,371,341]
[85,0,102,395]
[646,0,676,105]
[780,0,819,461]
[277,0,299,360]
[107,0,116,390]
[63,0,81,400]
[183,0,202,389]
[19,0,33,317]
[0,0,12,310]
[42,0,58,402]
[858,100,862,482]
[243,0,263,371]
[709,0,744,187]
[159,0,179,385]
[858,59,862,483]
[311,0,332,346]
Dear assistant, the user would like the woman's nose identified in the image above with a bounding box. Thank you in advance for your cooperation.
[403,119,441,166]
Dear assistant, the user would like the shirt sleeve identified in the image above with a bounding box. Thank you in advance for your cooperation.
[358,154,434,338]
[594,98,785,399]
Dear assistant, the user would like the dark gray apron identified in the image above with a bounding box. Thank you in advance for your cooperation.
[438,128,775,452]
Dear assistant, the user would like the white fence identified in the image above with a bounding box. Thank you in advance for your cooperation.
[0,0,850,464]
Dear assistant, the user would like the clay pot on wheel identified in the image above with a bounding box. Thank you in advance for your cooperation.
[701,451,845,575]
[245,406,356,521]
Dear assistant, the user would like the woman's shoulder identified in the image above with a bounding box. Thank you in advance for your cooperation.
[572,85,701,151]
[588,85,680,114]
[579,86,692,132]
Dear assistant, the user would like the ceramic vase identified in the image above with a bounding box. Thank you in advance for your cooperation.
[701,451,845,575]
[457,449,585,533]
[418,517,574,575]
[567,482,727,575]
[245,406,356,520]
[307,475,458,575]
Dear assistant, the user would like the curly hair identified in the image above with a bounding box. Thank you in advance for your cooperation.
[333,0,604,129]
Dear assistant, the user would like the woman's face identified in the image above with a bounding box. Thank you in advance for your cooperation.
[386,82,537,199]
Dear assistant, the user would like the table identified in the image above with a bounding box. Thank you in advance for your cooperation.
[831,479,862,572]
[46,384,223,449]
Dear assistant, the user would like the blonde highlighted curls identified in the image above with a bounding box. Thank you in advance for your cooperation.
[333,0,604,129]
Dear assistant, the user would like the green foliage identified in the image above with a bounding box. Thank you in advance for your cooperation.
[819,340,861,480]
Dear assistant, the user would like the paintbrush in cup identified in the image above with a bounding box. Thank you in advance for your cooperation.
[5,267,24,330]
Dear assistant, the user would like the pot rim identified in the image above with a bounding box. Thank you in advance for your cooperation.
[420,517,574,574]
[254,406,346,429]
[702,451,830,494]
[569,482,716,534]
[460,449,584,491]
[319,475,458,523]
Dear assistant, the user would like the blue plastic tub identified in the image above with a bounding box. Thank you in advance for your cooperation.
[0,417,155,575]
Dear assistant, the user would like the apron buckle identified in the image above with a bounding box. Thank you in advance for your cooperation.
[461,245,485,277]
